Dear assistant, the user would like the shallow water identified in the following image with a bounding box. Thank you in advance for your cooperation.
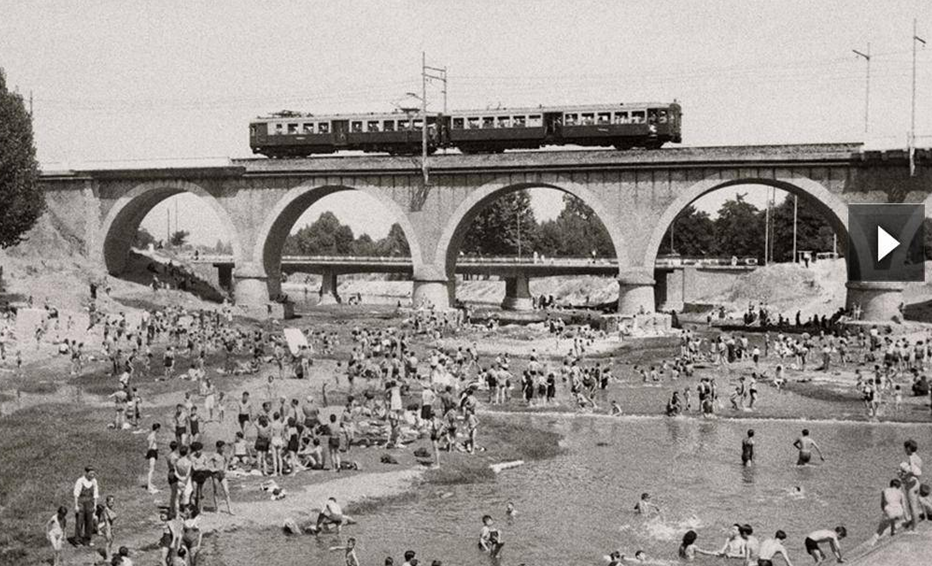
[213,415,931,566]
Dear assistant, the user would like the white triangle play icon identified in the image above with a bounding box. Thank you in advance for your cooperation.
[877,226,900,261]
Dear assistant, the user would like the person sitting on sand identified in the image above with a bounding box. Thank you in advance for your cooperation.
[310,497,356,534]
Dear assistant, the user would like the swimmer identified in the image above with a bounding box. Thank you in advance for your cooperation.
[757,530,792,566]
[802,527,846,564]
[505,501,517,517]
[793,429,824,466]
[634,493,660,516]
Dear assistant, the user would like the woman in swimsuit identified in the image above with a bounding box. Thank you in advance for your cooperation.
[181,507,203,566]
[46,506,67,566]
[873,478,906,541]
[270,412,285,476]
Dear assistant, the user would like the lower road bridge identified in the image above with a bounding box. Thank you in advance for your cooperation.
[191,255,755,310]
[38,143,932,320]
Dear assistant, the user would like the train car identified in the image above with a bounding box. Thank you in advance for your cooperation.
[249,101,681,157]
[447,102,681,152]
[249,111,443,157]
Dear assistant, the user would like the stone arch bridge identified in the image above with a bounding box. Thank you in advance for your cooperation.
[37,144,932,320]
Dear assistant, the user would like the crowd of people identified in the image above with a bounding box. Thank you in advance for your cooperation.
[9,285,932,566]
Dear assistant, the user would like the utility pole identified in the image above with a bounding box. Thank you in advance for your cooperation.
[421,52,448,178]
[670,218,675,254]
[516,209,522,258]
[764,191,770,265]
[166,209,171,244]
[28,90,33,117]
[792,195,798,263]
[911,19,926,176]
[853,43,871,134]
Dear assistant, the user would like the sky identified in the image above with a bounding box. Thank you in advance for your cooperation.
[3,1,932,244]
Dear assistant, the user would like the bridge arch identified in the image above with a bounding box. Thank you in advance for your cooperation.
[644,176,849,268]
[434,178,630,280]
[253,183,424,297]
[100,180,241,275]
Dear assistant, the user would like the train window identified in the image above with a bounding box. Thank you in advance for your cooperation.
[658,110,668,123]
[383,120,395,131]
[467,117,480,129]
[513,116,526,127]
[318,122,330,133]
[287,123,299,134]
[367,121,380,132]
[351,121,363,132]
[581,113,595,125]
[630,111,645,123]
[413,119,423,130]
[302,123,314,134]
[614,112,629,124]
[399,120,410,130]
[647,109,659,124]
[527,115,542,127]
[482,117,495,129]
[274,123,284,135]
[250,125,257,137]
[564,113,578,125]
[452,117,465,129]
[497,116,511,128]
[597,112,610,124]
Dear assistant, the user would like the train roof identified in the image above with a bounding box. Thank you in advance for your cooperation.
[253,101,679,123]
[448,102,678,116]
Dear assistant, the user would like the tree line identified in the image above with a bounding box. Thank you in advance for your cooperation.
[277,190,839,263]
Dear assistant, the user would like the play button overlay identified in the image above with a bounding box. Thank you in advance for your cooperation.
[877,226,900,261]
[848,204,924,282]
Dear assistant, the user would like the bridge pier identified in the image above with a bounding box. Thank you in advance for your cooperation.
[617,269,656,315]
[413,280,451,309]
[217,264,233,294]
[318,269,340,305]
[234,262,270,312]
[846,281,906,322]
[501,273,533,311]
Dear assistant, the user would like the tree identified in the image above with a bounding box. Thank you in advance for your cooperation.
[0,68,44,248]
[770,196,837,262]
[714,196,765,260]
[535,194,614,257]
[284,211,355,255]
[461,190,537,256]
[376,223,410,257]
[658,205,715,256]
[134,227,156,249]
[169,229,190,247]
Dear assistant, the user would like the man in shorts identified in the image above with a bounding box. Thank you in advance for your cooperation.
[757,530,792,566]
[803,527,846,564]
[793,429,825,466]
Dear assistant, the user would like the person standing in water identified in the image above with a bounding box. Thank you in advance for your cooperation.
[793,429,825,466]
[742,429,756,467]
[803,527,846,564]
[757,530,793,566]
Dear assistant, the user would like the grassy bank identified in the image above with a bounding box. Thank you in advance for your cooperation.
[0,404,146,566]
